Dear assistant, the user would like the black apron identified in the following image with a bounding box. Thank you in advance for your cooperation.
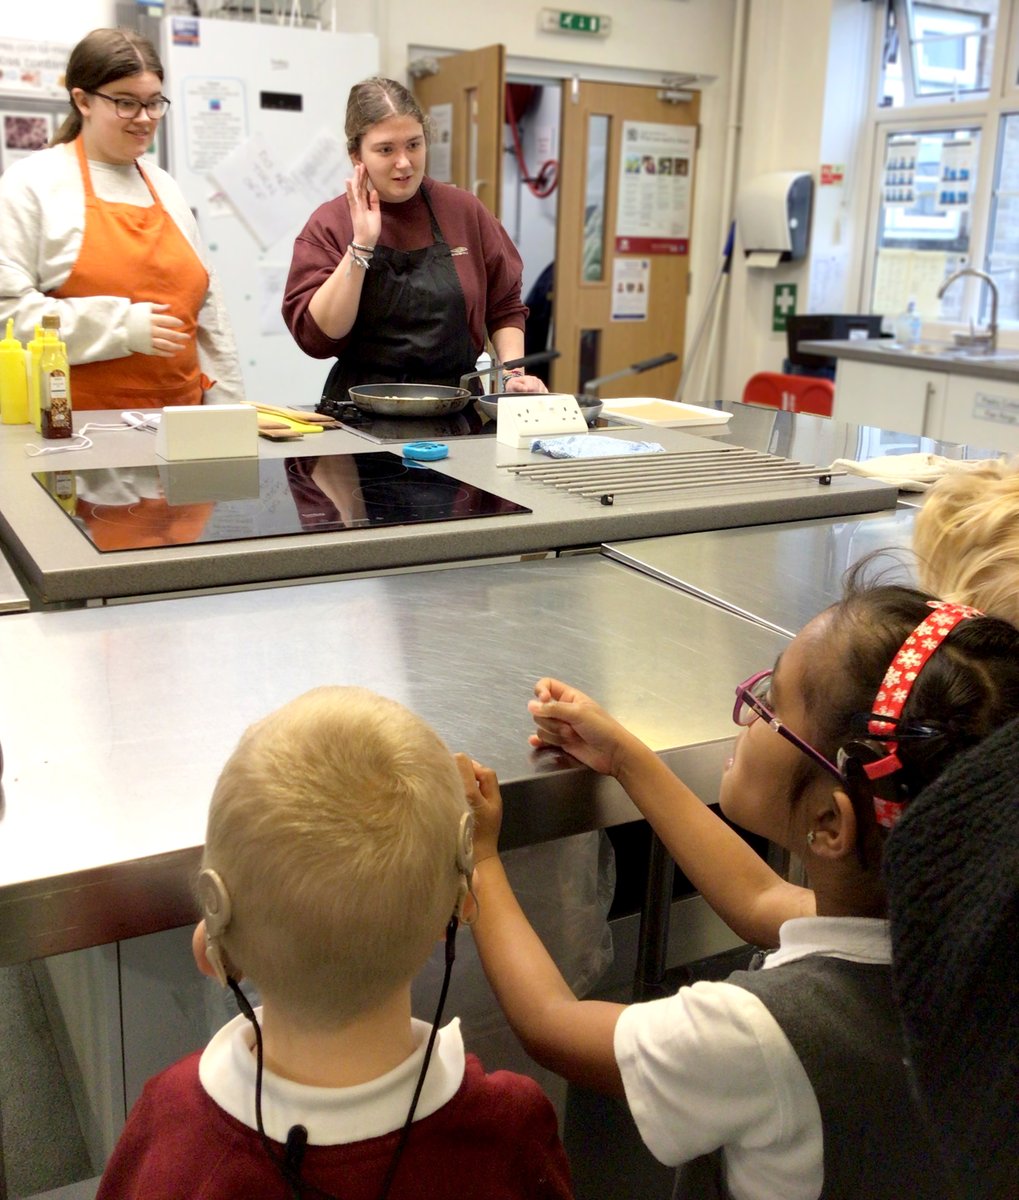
[323,184,477,403]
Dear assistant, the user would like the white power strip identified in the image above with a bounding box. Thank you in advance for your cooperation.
[496,393,590,448]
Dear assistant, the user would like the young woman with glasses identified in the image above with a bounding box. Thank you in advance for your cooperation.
[461,574,1019,1199]
[0,28,242,409]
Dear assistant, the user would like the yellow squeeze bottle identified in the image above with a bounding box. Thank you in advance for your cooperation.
[0,319,29,425]
[26,325,45,431]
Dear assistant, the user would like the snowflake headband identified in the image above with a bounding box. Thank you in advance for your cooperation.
[863,601,981,828]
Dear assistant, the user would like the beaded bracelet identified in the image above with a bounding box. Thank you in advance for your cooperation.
[348,243,372,270]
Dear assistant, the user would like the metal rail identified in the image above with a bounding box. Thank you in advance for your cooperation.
[503,447,844,504]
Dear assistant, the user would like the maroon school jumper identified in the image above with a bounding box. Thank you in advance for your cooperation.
[96,1051,572,1200]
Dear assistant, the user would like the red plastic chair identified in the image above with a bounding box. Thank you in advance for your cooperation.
[741,371,834,418]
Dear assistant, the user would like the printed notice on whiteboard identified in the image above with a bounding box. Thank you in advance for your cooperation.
[615,120,695,255]
[182,75,248,174]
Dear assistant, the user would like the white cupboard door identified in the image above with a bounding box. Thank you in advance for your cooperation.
[941,374,1019,452]
[833,360,946,438]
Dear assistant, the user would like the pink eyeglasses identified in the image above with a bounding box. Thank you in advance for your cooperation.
[733,669,844,782]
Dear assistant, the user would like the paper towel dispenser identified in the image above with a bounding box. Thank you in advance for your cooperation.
[736,171,813,268]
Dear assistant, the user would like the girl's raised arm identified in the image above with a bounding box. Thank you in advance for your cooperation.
[528,678,814,948]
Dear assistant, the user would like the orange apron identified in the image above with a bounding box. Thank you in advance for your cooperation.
[51,138,211,410]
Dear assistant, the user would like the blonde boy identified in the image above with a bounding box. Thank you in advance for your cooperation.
[97,687,571,1200]
[914,456,1019,626]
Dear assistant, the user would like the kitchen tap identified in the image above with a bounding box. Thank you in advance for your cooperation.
[936,267,998,351]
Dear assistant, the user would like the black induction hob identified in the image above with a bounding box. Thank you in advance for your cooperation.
[315,400,634,444]
[327,400,495,444]
[32,452,532,553]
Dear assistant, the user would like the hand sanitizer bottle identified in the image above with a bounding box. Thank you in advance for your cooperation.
[894,298,921,347]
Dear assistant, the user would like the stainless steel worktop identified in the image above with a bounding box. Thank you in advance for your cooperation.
[800,337,1019,381]
[0,413,897,605]
[0,553,790,966]
[0,547,28,614]
[605,507,917,637]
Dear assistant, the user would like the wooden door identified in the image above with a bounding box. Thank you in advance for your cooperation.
[412,45,505,218]
[553,81,700,398]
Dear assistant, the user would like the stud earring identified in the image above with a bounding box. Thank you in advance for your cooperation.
[806,830,816,846]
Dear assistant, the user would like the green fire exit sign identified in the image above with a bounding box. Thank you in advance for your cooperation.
[539,8,613,36]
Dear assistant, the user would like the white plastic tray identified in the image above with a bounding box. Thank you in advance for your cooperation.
[601,398,733,427]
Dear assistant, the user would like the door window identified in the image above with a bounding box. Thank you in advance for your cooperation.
[583,114,609,282]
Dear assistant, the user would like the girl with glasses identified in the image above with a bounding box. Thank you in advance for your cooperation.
[0,28,242,410]
[461,574,1019,1199]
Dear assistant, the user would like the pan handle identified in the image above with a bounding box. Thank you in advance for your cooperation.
[459,349,561,390]
[629,352,678,373]
[501,350,561,371]
[582,351,679,396]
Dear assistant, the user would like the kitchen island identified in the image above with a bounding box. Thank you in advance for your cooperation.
[0,404,897,605]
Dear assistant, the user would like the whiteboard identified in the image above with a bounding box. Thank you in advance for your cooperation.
[161,17,378,406]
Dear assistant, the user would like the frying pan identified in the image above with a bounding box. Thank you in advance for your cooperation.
[345,351,561,418]
[345,383,473,418]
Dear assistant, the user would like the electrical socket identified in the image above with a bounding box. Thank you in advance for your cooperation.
[496,394,590,448]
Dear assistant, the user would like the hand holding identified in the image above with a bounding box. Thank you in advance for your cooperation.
[148,304,191,358]
[503,372,548,394]
[528,678,628,776]
[345,164,381,248]
[454,752,503,864]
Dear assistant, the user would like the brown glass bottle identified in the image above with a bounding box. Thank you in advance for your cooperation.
[40,315,73,440]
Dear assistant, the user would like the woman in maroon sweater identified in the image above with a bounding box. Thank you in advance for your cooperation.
[283,77,545,403]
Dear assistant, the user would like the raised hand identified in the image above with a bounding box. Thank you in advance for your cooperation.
[454,753,503,864]
[345,163,381,249]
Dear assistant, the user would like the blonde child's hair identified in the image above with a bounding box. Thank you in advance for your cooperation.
[202,687,468,1029]
[914,458,1019,627]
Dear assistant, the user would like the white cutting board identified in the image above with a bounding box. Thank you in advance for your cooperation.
[602,398,733,427]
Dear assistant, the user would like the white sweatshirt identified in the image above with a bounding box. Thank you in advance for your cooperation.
[0,141,243,403]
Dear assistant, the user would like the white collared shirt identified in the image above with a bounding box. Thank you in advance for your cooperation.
[198,1013,466,1146]
[614,917,891,1200]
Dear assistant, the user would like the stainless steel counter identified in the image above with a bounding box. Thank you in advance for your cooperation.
[0,413,897,604]
[604,508,917,637]
[0,553,789,966]
[0,548,28,614]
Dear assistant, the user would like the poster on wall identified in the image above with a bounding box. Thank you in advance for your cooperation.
[939,139,973,212]
[428,103,452,183]
[0,37,70,99]
[615,120,695,255]
[1,110,52,171]
[883,137,917,208]
[182,76,248,174]
[611,257,650,320]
